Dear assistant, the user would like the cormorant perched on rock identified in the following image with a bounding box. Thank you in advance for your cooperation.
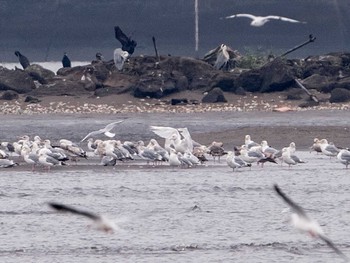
[14,51,30,69]
[95,52,103,61]
[114,26,137,55]
[62,52,71,68]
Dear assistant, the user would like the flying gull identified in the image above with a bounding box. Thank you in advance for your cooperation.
[48,202,116,233]
[81,120,124,142]
[223,14,306,27]
[273,184,348,261]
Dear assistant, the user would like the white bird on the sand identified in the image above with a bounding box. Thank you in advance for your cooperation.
[223,13,306,27]
[0,158,18,168]
[274,184,349,261]
[245,135,260,149]
[38,150,61,171]
[281,147,296,168]
[81,120,124,142]
[319,139,340,157]
[261,140,279,158]
[337,149,350,169]
[48,202,117,233]
[226,151,251,171]
[150,126,194,154]
[60,139,87,159]
[169,148,182,167]
[114,48,129,70]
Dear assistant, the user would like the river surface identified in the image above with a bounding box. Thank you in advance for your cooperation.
[0,152,350,263]
[1,111,350,262]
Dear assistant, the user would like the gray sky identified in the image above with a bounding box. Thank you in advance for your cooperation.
[0,0,349,62]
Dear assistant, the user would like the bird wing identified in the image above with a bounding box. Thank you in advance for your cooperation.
[266,16,302,23]
[225,13,256,20]
[48,202,100,221]
[104,120,124,131]
[273,184,309,219]
[81,130,103,142]
[104,131,115,138]
[114,26,130,47]
[318,234,349,261]
[150,126,180,139]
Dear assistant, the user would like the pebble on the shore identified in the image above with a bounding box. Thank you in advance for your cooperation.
[0,98,349,115]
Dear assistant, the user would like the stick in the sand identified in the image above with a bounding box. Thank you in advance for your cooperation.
[152,36,160,62]
[294,78,319,103]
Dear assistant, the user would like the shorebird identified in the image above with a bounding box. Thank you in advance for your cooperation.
[273,184,348,261]
[81,120,124,142]
[48,202,116,233]
[223,14,306,27]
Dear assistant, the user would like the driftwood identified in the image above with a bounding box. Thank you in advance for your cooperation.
[294,78,319,103]
[281,34,316,57]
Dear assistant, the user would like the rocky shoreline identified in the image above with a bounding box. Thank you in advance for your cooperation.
[1,51,350,115]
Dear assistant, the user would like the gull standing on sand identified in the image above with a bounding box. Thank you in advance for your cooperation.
[337,149,350,169]
[81,121,124,142]
[48,202,116,233]
[319,139,340,158]
[273,184,349,261]
[223,13,306,27]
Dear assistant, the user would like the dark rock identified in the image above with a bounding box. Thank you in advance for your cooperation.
[25,64,55,84]
[1,90,19,100]
[259,58,296,92]
[171,98,188,105]
[29,79,90,97]
[202,87,227,103]
[94,87,110,97]
[24,95,41,103]
[285,88,304,100]
[0,67,35,93]
[298,100,320,108]
[133,78,178,99]
[329,88,350,103]
[235,69,262,92]
[332,76,350,90]
[210,73,236,92]
[102,72,136,94]
[300,74,333,92]
[234,86,246,96]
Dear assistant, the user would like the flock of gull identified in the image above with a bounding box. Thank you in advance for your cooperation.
[1,120,350,260]
[0,121,349,173]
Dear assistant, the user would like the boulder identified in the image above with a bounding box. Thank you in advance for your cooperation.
[259,58,296,92]
[210,72,236,92]
[0,67,35,93]
[202,87,227,103]
[300,74,333,91]
[25,64,55,84]
[235,69,262,92]
[24,95,41,103]
[103,72,138,94]
[0,90,19,100]
[133,79,178,99]
[29,79,90,97]
[329,88,350,103]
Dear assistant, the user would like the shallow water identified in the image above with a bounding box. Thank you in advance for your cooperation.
[1,151,350,263]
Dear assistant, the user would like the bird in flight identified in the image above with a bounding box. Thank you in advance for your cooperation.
[273,184,348,261]
[223,14,306,27]
[48,202,116,233]
[81,120,124,142]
